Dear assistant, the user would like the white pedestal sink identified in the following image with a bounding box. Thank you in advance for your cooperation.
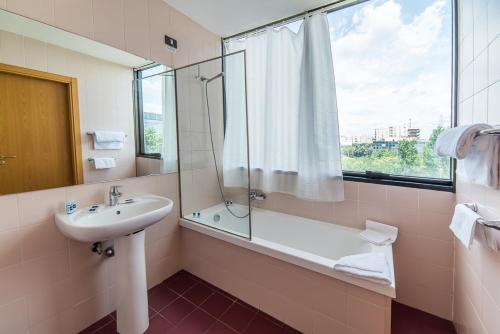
[55,195,173,334]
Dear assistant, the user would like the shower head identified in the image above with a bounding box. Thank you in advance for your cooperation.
[199,72,224,83]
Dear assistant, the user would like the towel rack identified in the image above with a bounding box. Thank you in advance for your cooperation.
[464,203,500,231]
[478,128,500,136]
[86,131,128,137]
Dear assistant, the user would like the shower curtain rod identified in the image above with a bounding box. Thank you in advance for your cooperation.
[223,0,368,42]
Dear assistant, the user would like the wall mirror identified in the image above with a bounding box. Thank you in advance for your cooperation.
[0,9,177,196]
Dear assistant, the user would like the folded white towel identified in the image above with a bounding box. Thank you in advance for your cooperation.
[92,157,116,169]
[435,124,490,159]
[456,134,499,188]
[333,253,392,285]
[93,131,125,150]
[360,220,398,245]
[450,204,481,249]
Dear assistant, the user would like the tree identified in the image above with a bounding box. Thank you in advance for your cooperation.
[398,139,418,166]
[352,143,373,157]
[144,127,162,154]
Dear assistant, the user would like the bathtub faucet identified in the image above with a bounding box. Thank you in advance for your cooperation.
[250,189,266,202]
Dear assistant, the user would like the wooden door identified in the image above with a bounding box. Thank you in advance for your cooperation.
[0,64,83,195]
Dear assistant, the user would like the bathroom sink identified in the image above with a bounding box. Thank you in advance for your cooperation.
[55,195,173,242]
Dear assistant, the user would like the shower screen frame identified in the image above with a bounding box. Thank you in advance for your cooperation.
[174,50,253,240]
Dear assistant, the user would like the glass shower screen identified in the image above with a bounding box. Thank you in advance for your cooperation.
[176,51,251,238]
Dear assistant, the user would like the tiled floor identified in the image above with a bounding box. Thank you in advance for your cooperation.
[79,270,301,334]
[80,270,457,334]
[391,301,456,334]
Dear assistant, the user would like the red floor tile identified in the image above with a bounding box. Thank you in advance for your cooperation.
[78,314,114,334]
[391,302,456,334]
[145,314,174,334]
[164,272,198,294]
[169,309,216,334]
[183,282,215,305]
[148,284,179,311]
[206,321,239,334]
[200,292,234,318]
[93,321,117,334]
[159,297,197,325]
[281,324,302,334]
[243,314,283,334]
[220,301,258,332]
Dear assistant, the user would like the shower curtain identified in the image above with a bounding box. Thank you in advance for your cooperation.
[160,73,178,174]
[224,13,344,202]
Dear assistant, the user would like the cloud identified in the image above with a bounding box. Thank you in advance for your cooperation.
[329,0,451,138]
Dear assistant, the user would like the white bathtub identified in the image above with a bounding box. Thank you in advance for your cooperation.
[180,203,396,298]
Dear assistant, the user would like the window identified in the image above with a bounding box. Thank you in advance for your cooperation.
[134,64,168,157]
[328,0,455,189]
[223,0,456,191]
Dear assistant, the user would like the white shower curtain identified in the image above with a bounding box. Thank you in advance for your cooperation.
[160,73,178,174]
[224,13,344,202]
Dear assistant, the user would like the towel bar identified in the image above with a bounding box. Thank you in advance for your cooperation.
[464,203,500,231]
[86,131,128,137]
[478,128,500,136]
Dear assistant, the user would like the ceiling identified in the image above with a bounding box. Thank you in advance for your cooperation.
[163,0,336,37]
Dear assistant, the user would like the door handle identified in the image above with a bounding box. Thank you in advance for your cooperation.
[0,155,16,159]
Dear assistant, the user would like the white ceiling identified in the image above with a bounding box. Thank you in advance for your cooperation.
[163,0,335,37]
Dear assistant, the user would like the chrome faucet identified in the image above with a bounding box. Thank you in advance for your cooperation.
[108,185,122,207]
[250,189,266,202]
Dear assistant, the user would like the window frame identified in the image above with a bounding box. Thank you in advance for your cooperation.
[133,63,164,160]
[221,0,458,192]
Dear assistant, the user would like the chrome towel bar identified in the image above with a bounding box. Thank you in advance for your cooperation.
[86,131,128,137]
[464,203,500,231]
[478,128,500,136]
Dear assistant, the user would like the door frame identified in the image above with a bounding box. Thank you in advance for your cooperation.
[0,63,84,185]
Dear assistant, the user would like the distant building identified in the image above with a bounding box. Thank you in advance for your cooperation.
[373,140,398,151]
[374,124,421,141]
[340,135,373,145]
[407,128,421,138]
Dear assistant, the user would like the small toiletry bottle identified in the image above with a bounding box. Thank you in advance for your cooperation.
[66,201,77,214]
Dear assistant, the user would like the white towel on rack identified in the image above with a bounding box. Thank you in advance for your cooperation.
[435,124,490,159]
[450,204,481,249]
[93,131,125,150]
[456,134,500,188]
[359,220,398,246]
[333,253,392,285]
[92,157,116,169]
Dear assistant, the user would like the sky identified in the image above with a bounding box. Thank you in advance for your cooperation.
[328,0,453,139]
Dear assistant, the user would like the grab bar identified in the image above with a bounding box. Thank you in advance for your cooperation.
[464,203,500,231]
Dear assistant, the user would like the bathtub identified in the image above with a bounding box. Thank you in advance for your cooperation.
[180,203,396,298]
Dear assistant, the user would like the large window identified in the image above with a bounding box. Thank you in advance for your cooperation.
[328,0,454,186]
[134,64,168,157]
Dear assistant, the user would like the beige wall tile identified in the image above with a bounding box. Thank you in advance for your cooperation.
[147,0,173,66]
[92,0,125,50]
[53,0,93,38]
[0,229,22,269]
[0,264,28,305]
[358,183,387,204]
[123,0,150,58]
[0,194,19,232]
[17,187,65,226]
[20,221,68,261]
[0,298,29,333]
[6,0,54,24]
[386,186,419,211]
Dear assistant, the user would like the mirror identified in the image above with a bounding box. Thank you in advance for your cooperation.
[0,9,177,196]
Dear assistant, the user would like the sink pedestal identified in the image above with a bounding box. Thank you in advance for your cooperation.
[115,230,149,334]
